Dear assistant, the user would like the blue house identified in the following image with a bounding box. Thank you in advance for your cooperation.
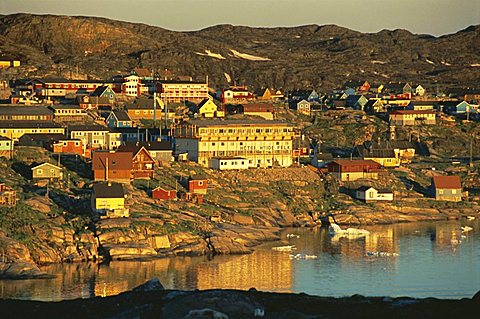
[106,110,133,128]
[111,127,161,143]
[91,86,116,103]
[289,89,319,102]
[442,101,471,115]
[346,95,369,110]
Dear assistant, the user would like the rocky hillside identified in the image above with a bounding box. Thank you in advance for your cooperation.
[0,14,479,90]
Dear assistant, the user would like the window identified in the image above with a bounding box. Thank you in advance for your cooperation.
[36,169,43,175]
[439,189,444,194]
[452,189,457,194]
[198,181,203,186]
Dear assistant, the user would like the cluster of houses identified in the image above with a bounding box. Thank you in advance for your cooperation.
[0,72,474,215]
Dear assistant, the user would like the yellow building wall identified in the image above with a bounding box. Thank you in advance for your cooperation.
[95,198,125,210]
[0,127,65,141]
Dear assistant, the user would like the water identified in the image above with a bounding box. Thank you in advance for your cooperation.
[1,220,479,301]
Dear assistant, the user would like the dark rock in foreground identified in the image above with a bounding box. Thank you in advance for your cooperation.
[0,288,478,319]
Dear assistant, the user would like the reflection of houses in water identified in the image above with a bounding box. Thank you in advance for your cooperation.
[432,222,462,251]
[364,227,397,254]
[195,251,293,292]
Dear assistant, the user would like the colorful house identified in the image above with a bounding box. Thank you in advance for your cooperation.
[353,143,400,167]
[152,187,177,200]
[289,89,319,102]
[209,157,249,170]
[106,110,133,128]
[116,146,155,179]
[49,105,87,122]
[0,136,13,159]
[346,95,369,110]
[364,99,386,113]
[119,141,172,164]
[196,98,225,118]
[296,99,311,116]
[356,186,393,202]
[31,162,63,180]
[0,183,17,207]
[441,101,471,115]
[327,159,382,181]
[91,182,129,218]
[431,175,462,202]
[343,80,370,93]
[258,88,284,100]
[188,175,208,194]
[92,151,132,183]
[52,138,89,158]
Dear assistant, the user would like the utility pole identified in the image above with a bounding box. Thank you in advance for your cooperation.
[153,92,157,128]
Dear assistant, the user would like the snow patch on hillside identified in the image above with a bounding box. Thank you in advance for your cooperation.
[224,72,231,83]
[195,50,226,60]
[441,61,451,66]
[471,63,480,67]
[371,60,386,64]
[229,49,271,61]
[426,58,435,65]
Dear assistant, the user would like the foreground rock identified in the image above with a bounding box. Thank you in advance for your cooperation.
[0,287,478,319]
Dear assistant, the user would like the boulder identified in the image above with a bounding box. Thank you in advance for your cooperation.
[104,245,158,260]
[132,277,165,292]
[0,262,54,279]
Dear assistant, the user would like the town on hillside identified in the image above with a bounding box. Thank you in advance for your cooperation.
[0,61,480,262]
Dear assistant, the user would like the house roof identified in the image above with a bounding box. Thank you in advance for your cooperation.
[0,106,53,116]
[242,103,274,113]
[19,133,67,142]
[357,186,375,192]
[122,141,171,151]
[111,110,131,121]
[356,144,396,158]
[331,159,382,167]
[90,86,113,97]
[187,119,293,127]
[189,174,207,181]
[0,136,11,141]
[433,175,462,189]
[31,162,61,170]
[50,104,82,110]
[133,68,151,78]
[0,121,62,129]
[109,127,161,135]
[125,96,163,110]
[92,151,132,171]
[68,124,109,132]
[93,182,124,198]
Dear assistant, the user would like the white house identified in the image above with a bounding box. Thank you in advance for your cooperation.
[415,85,426,96]
[356,186,393,202]
[209,157,249,170]
[296,99,311,116]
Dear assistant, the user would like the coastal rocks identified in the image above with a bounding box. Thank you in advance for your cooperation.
[103,244,158,260]
[0,261,53,279]
[0,232,33,262]
[132,277,165,292]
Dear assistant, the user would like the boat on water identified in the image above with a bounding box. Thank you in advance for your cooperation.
[329,223,369,237]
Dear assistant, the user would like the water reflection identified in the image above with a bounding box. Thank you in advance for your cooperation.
[0,220,478,301]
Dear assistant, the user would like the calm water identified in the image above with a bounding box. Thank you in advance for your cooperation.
[1,220,479,301]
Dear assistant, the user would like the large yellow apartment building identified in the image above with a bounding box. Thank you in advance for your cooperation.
[174,120,295,168]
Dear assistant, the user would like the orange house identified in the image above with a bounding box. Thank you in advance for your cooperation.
[92,151,132,183]
[52,138,90,158]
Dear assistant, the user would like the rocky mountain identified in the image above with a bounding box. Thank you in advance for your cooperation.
[0,13,479,91]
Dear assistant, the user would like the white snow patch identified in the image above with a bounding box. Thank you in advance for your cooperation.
[426,58,435,65]
[373,71,379,75]
[295,35,301,39]
[224,72,231,83]
[360,69,365,73]
[381,73,390,78]
[441,61,451,66]
[195,50,226,60]
[371,60,386,64]
[471,63,480,67]
[229,49,271,61]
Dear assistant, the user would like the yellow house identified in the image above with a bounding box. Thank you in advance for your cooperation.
[0,122,65,141]
[31,162,63,180]
[196,98,224,118]
[91,182,129,218]
[354,144,400,167]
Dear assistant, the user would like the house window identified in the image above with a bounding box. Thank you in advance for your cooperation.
[37,169,43,175]
[439,189,444,194]
[452,189,457,194]
[198,181,203,186]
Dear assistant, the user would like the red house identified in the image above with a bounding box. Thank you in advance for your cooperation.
[152,187,177,200]
[52,138,90,158]
[188,175,208,194]
[92,151,132,183]
[117,145,155,179]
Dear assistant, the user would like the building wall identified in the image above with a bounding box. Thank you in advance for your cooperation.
[52,140,84,156]
[0,127,65,141]
[435,188,462,201]
[158,82,208,103]
[389,113,436,125]
[93,197,125,211]
[175,123,294,168]
[94,170,131,183]
[364,156,400,167]
[32,165,62,179]
[152,189,177,200]
[189,180,207,194]
[209,158,249,170]
[71,131,108,149]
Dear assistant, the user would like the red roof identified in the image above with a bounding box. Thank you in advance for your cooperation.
[433,175,461,189]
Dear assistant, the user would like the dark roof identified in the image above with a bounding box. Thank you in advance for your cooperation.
[433,176,462,189]
[122,141,171,151]
[0,136,11,141]
[374,140,415,150]
[0,106,53,115]
[331,159,382,167]
[93,182,124,198]
[90,86,112,97]
[49,104,82,110]
[356,144,396,158]
[0,121,62,128]
[112,110,131,121]
[19,133,66,142]
[110,127,161,135]
[411,101,436,106]
[133,68,151,77]
[377,189,392,194]
[68,124,109,132]
[189,174,207,181]
[357,186,374,192]
[125,96,159,109]
[159,79,205,85]
[92,151,132,171]
[36,78,113,84]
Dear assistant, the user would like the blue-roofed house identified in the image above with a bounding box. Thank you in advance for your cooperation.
[346,95,369,110]
[106,110,133,128]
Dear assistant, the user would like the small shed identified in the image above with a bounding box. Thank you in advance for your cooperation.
[188,175,208,195]
[31,162,63,180]
[152,187,177,200]
[356,186,393,202]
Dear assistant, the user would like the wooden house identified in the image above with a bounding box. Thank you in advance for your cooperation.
[49,105,87,122]
[119,141,172,164]
[343,80,370,93]
[0,121,64,142]
[116,146,155,179]
[441,101,471,115]
[408,101,435,111]
[195,98,225,118]
[431,175,462,202]
[364,99,386,113]
[0,136,13,159]
[0,183,17,207]
[258,88,284,100]
[52,138,89,158]
[92,151,132,183]
[346,95,369,110]
[414,85,426,96]
[356,186,393,202]
[106,110,133,128]
[289,89,319,102]
[188,175,208,194]
[327,159,382,181]
[221,86,255,104]
[152,187,177,200]
[389,110,436,126]
[31,162,63,180]
[241,103,274,120]
[91,182,129,218]
[296,99,311,116]
[353,142,400,167]
[0,106,53,122]
[383,82,413,95]
[125,96,165,121]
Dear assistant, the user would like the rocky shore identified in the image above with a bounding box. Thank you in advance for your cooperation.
[0,278,478,319]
